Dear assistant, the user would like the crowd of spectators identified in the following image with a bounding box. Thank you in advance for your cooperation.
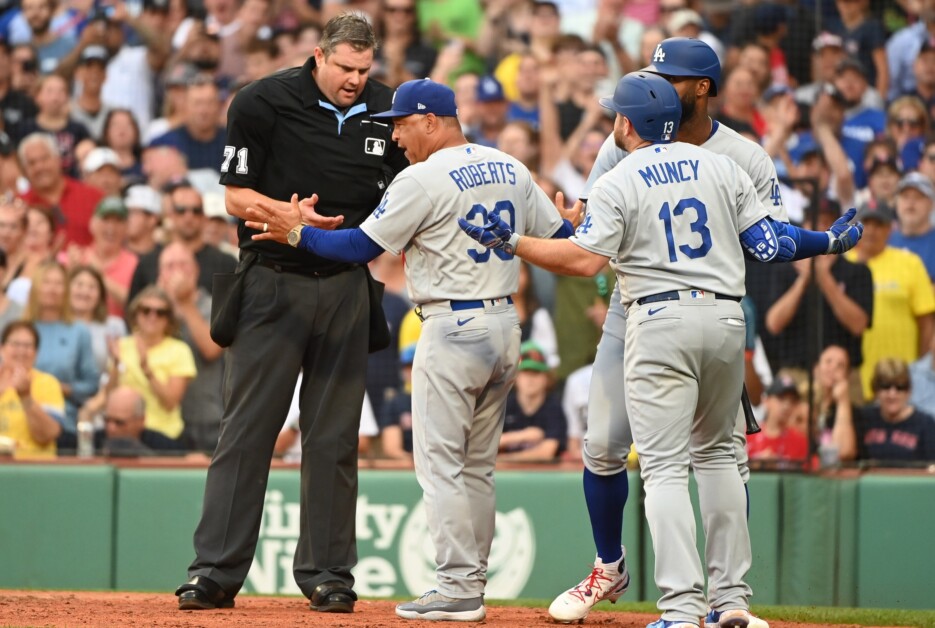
[1,0,934,467]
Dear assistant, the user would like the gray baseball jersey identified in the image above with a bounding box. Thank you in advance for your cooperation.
[580,121,787,484]
[361,144,563,304]
[361,142,562,601]
[572,141,768,305]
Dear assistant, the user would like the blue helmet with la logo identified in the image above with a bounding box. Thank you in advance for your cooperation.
[642,37,721,97]
[599,72,681,143]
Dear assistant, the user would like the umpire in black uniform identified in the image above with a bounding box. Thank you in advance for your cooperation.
[175,13,408,612]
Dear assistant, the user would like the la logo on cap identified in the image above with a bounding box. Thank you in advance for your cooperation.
[653,43,666,63]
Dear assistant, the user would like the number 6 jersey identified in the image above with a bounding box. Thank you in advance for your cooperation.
[572,141,768,305]
[360,143,563,304]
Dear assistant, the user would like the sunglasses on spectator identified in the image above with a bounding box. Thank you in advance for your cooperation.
[3,340,36,350]
[385,5,414,14]
[104,415,134,427]
[925,152,935,162]
[138,305,170,318]
[173,204,204,215]
[893,118,922,128]
[876,381,909,392]
[522,350,546,362]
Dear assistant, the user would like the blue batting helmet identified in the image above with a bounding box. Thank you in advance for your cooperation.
[641,37,721,96]
[599,72,681,143]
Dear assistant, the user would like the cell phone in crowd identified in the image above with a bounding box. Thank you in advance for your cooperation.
[89,4,114,21]
[822,82,848,105]
[187,0,207,20]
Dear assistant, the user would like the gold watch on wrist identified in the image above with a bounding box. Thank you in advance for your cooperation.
[287,224,305,247]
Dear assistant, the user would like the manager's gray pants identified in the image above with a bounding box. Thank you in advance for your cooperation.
[411,302,520,598]
[188,263,370,598]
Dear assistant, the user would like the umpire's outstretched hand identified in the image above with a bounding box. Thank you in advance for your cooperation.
[246,194,344,243]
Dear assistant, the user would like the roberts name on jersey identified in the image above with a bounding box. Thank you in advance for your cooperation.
[449,161,518,192]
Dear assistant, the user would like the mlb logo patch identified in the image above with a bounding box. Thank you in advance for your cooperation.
[690,290,705,299]
[365,138,386,156]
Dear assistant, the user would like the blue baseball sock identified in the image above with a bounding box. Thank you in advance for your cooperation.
[583,468,628,564]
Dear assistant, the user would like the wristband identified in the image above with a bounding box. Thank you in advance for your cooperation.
[504,232,521,256]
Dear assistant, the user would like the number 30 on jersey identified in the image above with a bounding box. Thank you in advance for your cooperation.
[465,200,516,263]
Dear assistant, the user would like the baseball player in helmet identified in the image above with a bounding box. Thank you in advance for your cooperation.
[461,66,862,627]
[547,39,787,625]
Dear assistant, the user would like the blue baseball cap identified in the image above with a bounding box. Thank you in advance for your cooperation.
[476,75,505,102]
[372,79,458,119]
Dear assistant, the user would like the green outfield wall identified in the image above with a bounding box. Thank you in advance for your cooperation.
[1,464,932,609]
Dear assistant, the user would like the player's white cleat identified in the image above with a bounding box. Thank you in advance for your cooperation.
[395,590,486,622]
[548,549,630,624]
[704,609,769,628]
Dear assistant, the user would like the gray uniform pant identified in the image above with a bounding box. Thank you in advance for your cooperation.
[625,293,752,621]
[584,286,750,483]
[188,264,370,598]
[411,301,520,599]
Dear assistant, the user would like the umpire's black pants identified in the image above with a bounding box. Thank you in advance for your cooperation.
[188,263,370,598]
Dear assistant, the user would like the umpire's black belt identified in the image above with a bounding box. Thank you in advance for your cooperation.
[256,256,355,278]
[636,290,742,306]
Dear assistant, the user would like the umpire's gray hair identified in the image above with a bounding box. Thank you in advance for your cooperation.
[319,12,378,56]
[17,132,60,165]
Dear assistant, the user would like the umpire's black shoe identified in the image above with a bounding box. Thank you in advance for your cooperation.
[309,580,357,613]
[175,575,236,610]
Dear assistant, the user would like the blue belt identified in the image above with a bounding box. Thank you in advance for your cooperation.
[449,296,513,311]
[636,291,741,306]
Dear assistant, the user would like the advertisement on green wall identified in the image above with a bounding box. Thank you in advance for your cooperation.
[238,469,637,600]
[243,488,537,598]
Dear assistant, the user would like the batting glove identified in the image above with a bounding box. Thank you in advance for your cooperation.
[825,207,864,254]
[458,215,520,254]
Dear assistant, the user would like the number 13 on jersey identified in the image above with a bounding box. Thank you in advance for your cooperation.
[658,197,712,262]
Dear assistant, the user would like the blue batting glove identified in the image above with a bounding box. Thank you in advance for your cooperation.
[826,207,864,254]
[457,215,516,251]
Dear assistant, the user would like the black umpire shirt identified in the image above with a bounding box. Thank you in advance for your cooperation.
[220,56,409,274]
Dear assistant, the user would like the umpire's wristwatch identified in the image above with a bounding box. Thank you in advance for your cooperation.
[287,224,305,248]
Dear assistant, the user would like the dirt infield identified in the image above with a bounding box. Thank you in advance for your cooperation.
[0,591,866,628]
